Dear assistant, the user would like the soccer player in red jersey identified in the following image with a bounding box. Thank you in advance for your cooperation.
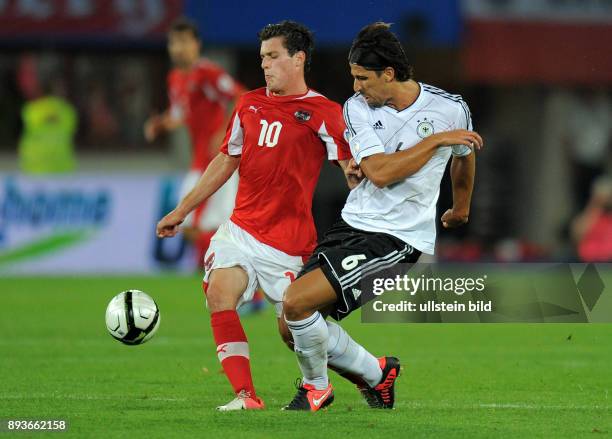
[145,18,244,261]
[157,21,394,411]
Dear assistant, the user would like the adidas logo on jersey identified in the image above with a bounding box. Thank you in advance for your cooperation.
[372,120,384,130]
[352,288,362,300]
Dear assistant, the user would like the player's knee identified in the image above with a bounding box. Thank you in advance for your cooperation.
[282,287,306,321]
[206,268,248,313]
[205,281,238,313]
[205,285,234,312]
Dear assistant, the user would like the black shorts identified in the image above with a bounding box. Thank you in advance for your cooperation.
[298,219,421,321]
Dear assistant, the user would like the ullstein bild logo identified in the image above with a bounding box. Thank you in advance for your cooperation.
[360,263,610,323]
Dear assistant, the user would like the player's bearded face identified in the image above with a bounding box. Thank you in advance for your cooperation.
[350,64,387,108]
[260,37,301,94]
[168,31,200,69]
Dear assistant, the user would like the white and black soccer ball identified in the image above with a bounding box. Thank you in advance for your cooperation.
[105,290,160,345]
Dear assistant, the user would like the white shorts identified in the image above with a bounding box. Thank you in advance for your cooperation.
[179,170,239,230]
[203,220,305,317]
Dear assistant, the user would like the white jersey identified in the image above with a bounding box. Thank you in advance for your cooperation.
[341,82,473,255]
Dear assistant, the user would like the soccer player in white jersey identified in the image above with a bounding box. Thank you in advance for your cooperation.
[156,21,403,412]
[282,22,484,411]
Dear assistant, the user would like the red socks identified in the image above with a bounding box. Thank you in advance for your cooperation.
[210,310,256,398]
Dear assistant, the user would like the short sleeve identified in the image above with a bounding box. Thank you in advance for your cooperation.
[342,98,385,164]
[316,102,351,161]
[220,108,244,156]
[452,100,473,157]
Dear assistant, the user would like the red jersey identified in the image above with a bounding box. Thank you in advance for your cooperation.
[167,58,243,170]
[220,87,351,256]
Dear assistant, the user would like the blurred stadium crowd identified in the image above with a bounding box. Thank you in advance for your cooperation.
[0,0,610,266]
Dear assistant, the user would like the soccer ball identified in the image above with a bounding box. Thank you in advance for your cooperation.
[105,290,160,345]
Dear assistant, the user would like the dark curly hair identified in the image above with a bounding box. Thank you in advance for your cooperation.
[258,20,314,72]
[348,22,412,81]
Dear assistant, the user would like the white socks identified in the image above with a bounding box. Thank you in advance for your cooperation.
[285,312,329,390]
[285,313,383,390]
[326,321,382,387]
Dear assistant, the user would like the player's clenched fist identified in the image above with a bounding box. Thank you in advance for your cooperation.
[441,208,469,228]
[156,209,185,238]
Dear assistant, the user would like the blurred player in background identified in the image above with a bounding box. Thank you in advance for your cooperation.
[282,22,483,411]
[157,21,399,411]
[19,76,77,174]
[145,18,244,265]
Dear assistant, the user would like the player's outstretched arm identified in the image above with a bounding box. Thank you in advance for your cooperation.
[441,152,476,228]
[156,153,240,238]
[359,129,483,188]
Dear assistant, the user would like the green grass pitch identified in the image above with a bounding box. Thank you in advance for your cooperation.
[1,275,611,438]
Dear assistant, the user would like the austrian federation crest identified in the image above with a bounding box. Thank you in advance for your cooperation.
[294,109,311,122]
[416,118,434,138]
